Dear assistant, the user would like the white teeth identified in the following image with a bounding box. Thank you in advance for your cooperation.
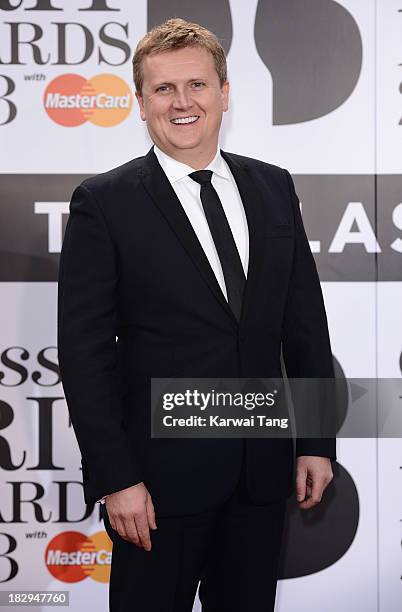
[171,116,199,124]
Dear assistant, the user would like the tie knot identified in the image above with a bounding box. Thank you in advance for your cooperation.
[189,170,213,186]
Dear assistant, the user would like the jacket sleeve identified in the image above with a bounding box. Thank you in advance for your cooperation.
[58,183,143,505]
[281,169,336,461]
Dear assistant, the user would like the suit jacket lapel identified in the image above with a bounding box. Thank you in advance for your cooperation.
[138,146,265,330]
[138,146,237,326]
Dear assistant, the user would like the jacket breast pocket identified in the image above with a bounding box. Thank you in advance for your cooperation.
[265,224,293,238]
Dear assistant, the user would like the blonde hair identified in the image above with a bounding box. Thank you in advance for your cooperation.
[133,18,227,93]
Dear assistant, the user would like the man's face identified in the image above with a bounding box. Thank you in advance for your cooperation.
[135,46,229,165]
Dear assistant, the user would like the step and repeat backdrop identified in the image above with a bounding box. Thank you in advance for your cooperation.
[0,1,401,610]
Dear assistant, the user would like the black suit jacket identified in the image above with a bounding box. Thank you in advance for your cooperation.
[57,146,336,516]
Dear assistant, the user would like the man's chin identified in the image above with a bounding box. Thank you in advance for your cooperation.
[168,140,202,152]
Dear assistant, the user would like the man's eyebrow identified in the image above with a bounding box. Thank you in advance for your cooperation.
[152,78,208,87]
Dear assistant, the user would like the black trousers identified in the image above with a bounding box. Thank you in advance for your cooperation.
[101,458,286,612]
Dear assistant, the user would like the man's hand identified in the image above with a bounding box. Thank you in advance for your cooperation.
[105,482,157,550]
[296,456,333,510]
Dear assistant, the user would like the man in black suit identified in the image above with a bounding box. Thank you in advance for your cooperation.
[58,17,335,612]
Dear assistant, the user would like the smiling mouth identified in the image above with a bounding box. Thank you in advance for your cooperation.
[170,115,200,125]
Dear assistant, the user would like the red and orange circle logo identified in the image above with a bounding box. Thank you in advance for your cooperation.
[44,74,132,127]
[45,530,112,583]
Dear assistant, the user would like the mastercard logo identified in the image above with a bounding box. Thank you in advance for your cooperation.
[45,530,112,583]
[44,73,132,127]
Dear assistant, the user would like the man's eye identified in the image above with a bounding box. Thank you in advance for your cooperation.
[156,85,170,93]
[192,82,205,88]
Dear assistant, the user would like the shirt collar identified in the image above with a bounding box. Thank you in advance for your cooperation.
[153,144,231,184]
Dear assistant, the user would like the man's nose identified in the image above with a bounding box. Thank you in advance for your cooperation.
[172,87,193,110]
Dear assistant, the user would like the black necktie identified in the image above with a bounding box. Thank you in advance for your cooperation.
[189,170,246,321]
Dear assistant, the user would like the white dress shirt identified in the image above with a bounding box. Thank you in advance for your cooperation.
[153,144,249,297]
[98,144,249,504]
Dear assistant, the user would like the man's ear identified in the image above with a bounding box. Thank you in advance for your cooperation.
[222,80,229,113]
[135,90,146,121]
